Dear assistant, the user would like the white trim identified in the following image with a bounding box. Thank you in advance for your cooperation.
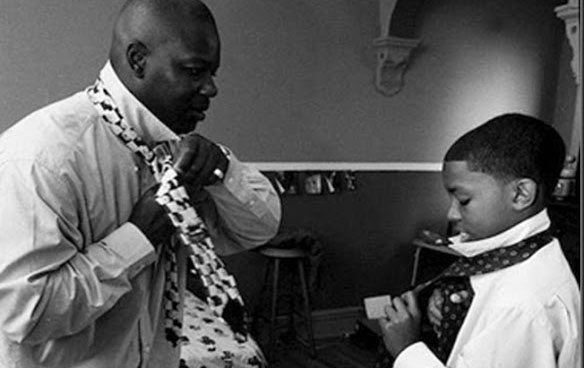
[247,162,442,172]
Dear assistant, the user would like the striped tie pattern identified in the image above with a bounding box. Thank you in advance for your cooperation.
[86,78,246,347]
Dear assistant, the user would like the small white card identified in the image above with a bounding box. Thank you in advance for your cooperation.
[364,294,392,319]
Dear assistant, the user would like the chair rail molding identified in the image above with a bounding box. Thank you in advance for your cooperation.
[555,0,581,160]
[373,0,421,96]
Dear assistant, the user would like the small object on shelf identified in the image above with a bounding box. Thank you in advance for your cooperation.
[553,155,578,200]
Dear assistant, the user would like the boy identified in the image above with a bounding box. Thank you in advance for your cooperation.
[378,113,581,367]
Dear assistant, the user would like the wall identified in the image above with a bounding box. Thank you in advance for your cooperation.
[0,0,567,162]
[203,0,565,163]
[0,0,573,311]
[225,171,450,311]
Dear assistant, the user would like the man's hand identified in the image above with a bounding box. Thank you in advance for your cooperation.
[378,291,422,358]
[128,185,174,248]
[173,133,229,195]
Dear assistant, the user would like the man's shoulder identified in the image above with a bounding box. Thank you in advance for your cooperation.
[0,91,99,162]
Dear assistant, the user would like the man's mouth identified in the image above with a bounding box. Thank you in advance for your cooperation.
[188,107,207,122]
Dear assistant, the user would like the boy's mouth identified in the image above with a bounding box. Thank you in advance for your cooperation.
[459,232,471,242]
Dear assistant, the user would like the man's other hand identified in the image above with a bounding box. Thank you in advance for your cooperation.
[129,185,174,248]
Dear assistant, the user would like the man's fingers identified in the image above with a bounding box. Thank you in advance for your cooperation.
[173,139,201,175]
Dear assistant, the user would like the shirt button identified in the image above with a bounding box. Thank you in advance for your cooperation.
[450,293,462,304]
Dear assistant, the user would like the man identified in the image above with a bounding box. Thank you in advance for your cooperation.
[0,0,281,367]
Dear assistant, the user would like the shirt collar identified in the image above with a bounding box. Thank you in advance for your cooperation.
[448,209,552,257]
[99,62,179,147]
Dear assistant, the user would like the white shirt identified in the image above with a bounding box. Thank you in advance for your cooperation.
[394,210,581,368]
[0,63,281,368]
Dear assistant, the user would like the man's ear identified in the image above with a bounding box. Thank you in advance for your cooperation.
[126,42,149,78]
[510,178,538,210]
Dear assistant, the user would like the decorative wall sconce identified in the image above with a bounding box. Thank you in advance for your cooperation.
[373,36,420,96]
[373,0,421,96]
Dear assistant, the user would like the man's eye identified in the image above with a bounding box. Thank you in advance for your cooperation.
[186,67,207,78]
[459,198,470,206]
[189,68,204,77]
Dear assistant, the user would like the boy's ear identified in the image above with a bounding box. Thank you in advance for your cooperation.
[510,178,538,210]
[126,41,149,79]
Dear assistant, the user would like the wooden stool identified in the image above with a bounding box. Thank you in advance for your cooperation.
[256,245,317,361]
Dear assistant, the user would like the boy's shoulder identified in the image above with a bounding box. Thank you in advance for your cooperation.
[474,239,579,313]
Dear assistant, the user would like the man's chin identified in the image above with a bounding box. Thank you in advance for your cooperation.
[174,115,203,134]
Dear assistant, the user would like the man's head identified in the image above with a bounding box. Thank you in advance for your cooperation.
[110,0,220,134]
[442,113,565,241]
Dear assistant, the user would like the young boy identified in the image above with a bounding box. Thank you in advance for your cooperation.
[378,113,581,367]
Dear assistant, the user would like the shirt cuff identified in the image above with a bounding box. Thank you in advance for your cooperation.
[393,342,445,368]
[90,223,157,279]
[209,157,270,219]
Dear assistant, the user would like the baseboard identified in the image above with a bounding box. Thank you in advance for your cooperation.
[309,306,364,339]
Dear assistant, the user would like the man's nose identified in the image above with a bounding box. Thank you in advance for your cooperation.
[199,76,218,97]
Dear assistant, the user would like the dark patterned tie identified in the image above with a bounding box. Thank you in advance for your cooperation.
[430,229,554,362]
[86,78,247,347]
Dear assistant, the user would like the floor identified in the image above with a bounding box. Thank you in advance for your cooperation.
[264,336,379,368]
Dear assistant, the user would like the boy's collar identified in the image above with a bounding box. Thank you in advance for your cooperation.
[448,209,551,257]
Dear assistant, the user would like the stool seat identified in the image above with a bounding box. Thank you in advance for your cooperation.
[258,246,307,259]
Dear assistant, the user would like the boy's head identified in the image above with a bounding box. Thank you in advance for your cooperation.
[442,113,565,241]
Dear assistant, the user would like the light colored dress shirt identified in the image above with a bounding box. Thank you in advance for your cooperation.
[394,210,581,368]
[0,62,281,368]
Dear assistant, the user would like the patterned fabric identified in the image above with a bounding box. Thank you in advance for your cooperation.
[179,291,266,368]
[86,79,246,347]
[431,229,554,362]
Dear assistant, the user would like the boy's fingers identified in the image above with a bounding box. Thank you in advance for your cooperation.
[391,296,410,316]
[383,303,398,320]
[401,291,421,318]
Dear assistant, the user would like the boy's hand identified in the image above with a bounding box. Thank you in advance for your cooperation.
[427,288,444,328]
[378,291,422,358]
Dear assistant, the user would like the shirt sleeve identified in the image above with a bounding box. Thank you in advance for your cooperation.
[393,342,445,368]
[200,150,281,256]
[0,160,156,344]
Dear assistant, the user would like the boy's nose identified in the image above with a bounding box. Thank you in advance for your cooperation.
[447,201,461,222]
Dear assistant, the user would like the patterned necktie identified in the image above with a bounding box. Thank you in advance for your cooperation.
[86,78,247,347]
[429,229,554,362]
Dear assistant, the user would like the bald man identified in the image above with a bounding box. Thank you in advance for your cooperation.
[0,1,280,367]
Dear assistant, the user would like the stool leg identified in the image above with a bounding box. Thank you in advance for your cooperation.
[252,257,272,337]
[268,258,280,361]
[297,259,316,358]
